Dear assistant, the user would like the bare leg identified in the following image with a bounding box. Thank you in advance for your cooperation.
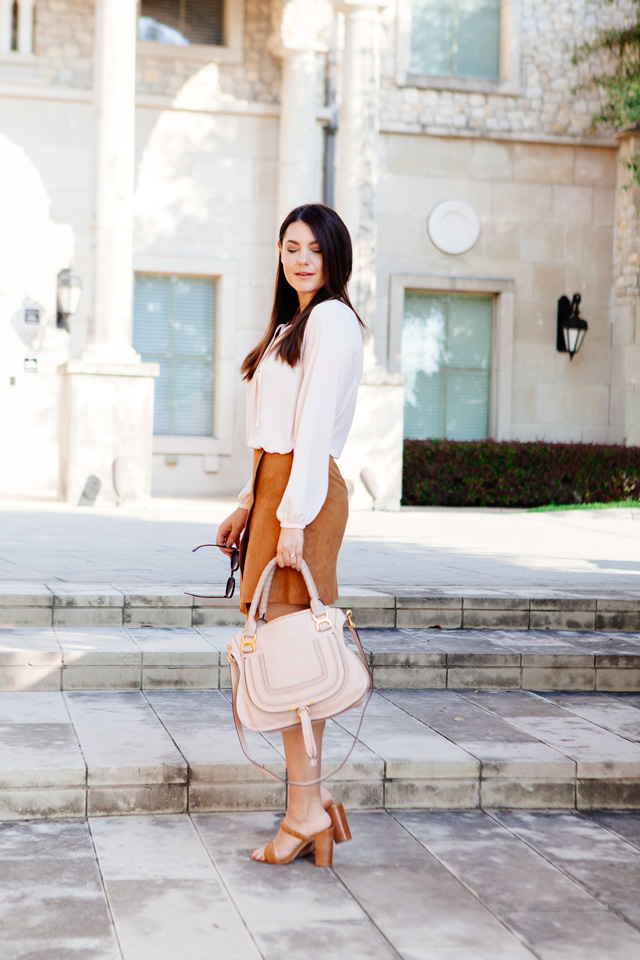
[251,601,332,863]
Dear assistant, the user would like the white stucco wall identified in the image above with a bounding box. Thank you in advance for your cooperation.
[0,100,91,496]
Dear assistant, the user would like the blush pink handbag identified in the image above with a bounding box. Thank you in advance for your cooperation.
[227,557,373,786]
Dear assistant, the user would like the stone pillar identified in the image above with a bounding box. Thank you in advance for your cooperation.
[0,0,13,52]
[58,0,158,505]
[335,0,383,326]
[271,1,333,224]
[334,1,404,510]
[85,0,138,363]
[611,133,640,446]
[17,0,36,54]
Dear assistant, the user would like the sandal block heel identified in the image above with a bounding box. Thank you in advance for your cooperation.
[328,802,352,843]
[260,822,335,866]
[313,826,334,867]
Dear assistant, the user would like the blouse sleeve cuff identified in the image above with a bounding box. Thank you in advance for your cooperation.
[279,521,306,530]
[237,477,252,510]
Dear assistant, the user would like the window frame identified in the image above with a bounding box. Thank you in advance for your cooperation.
[401,290,494,442]
[395,0,521,97]
[133,256,237,457]
[136,0,244,65]
[389,273,515,440]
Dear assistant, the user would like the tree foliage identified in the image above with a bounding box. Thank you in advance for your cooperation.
[572,0,640,185]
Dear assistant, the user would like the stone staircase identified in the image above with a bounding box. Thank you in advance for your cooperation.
[1,583,639,821]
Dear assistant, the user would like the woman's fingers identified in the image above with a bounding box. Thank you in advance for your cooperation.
[216,522,232,554]
[277,529,304,569]
[216,508,248,555]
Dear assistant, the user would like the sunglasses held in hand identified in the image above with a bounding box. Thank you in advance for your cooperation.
[185,544,240,599]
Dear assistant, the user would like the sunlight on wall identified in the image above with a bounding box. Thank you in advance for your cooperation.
[0,135,74,495]
[135,64,231,248]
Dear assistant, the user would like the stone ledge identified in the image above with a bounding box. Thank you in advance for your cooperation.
[0,626,639,691]
[2,585,640,630]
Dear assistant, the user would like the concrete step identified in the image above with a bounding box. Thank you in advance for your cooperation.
[1,625,639,693]
[2,582,640,631]
[1,687,640,820]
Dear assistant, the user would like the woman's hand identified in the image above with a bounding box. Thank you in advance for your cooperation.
[276,527,304,571]
[216,507,248,556]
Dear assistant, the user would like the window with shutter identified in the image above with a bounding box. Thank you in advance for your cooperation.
[402,292,492,441]
[139,0,224,46]
[133,274,216,437]
[410,0,501,80]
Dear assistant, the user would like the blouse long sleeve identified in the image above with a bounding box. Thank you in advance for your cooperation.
[237,476,252,509]
[276,300,362,529]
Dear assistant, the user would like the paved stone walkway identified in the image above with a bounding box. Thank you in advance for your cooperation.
[1,809,639,959]
[1,496,639,591]
[2,497,639,956]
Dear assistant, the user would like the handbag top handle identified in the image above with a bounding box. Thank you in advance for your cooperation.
[244,557,327,638]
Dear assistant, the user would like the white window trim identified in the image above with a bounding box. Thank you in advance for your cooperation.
[395,0,521,97]
[133,255,238,457]
[389,273,515,441]
[137,0,244,65]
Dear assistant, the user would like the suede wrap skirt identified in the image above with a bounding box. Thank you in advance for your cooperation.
[238,449,349,614]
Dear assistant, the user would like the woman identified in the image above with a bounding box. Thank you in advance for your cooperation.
[216,203,365,866]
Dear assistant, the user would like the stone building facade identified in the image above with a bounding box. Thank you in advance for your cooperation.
[0,0,637,507]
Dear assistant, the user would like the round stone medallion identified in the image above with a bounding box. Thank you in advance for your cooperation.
[427,199,481,255]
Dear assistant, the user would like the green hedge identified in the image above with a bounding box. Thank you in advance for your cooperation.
[402,439,640,508]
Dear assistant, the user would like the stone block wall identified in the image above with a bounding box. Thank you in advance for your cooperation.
[17,0,94,88]
[377,134,618,443]
[136,0,281,102]
[380,0,635,140]
[26,0,281,102]
[611,133,640,445]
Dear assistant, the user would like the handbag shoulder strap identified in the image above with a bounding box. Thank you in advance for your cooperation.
[228,615,373,787]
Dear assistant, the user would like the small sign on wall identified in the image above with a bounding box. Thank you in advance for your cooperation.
[24,308,40,324]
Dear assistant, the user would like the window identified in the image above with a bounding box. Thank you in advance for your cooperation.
[410,0,501,80]
[133,274,216,437]
[139,0,223,46]
[402,292,492,440]
[11,1,17,51]
[0,0,35,54]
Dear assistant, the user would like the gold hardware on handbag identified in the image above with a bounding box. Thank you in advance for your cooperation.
[227,557,373,786]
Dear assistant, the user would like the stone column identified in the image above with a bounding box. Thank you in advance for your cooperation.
[333,1,404,510]
[611,132,640,446]
[335,0,384,325]
[0,0,13,52]
[58,0,158,505]
[271,0,329,224]
[17,0,36,54]
[85,0,138,363]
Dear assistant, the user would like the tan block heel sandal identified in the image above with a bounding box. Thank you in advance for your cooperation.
[327,802,352,844]
[263,823,335,867]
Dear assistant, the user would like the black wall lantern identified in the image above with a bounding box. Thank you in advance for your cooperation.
[557,293,588,360]
[56,268,83,331]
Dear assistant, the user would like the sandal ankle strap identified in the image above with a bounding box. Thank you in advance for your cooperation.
[280,823,311,842]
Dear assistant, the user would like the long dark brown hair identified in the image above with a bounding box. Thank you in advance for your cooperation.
[241,204,364,381]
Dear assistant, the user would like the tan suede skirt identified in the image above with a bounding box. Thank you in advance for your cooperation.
[238,449,349,614]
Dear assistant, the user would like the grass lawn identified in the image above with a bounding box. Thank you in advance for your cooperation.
[528,501,640,513]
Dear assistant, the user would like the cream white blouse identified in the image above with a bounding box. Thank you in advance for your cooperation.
[238,298,363,529]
